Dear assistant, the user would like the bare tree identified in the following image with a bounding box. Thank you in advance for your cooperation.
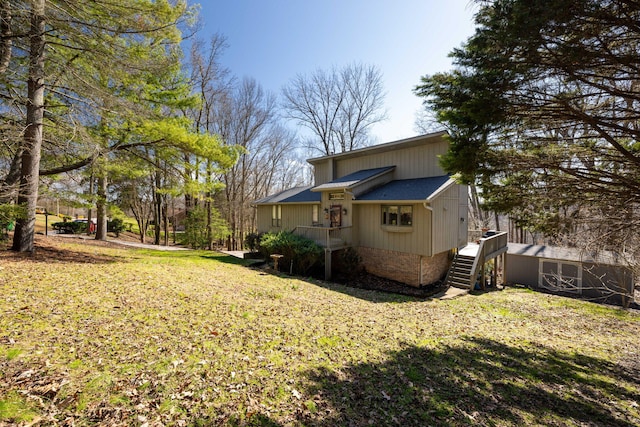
[213,78,297,250]
[282,63,386,155]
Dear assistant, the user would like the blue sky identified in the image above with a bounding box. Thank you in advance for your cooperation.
[194,1,477,143]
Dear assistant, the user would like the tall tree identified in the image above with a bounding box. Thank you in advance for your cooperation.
[185,37,298,250]
[282,63,387,155]
[416,0,640,259]
[1,0,192,251]
[12,0,45,252]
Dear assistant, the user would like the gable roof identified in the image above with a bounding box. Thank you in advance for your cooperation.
[311,166,395,192]
[354,175,453,203]
[253,186,321,205]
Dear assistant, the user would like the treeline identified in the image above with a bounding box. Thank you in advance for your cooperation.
[0,2,341,251]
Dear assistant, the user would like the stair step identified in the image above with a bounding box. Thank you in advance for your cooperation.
[445,252,478,289]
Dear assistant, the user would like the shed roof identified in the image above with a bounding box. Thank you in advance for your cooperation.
[311,166,395,192]
[307,131,447,165]
[253,186,320,205]
[354,175,452,203]
[508,243,627,266]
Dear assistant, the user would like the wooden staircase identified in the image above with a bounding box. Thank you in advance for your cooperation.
[445,231,509,290]
[445,253,476,289]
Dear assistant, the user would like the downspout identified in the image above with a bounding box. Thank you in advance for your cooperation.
[423,200,433,251]
[422,200,434,285]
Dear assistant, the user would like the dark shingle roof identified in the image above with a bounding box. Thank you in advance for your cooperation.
[311,166,395,191]
[253,186,320,205]
[508,243,626,265]
[355,175,451,202]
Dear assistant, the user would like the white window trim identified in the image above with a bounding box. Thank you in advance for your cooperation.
[271,205,281,227]
[538,259,582,294]
[381,205,413,228]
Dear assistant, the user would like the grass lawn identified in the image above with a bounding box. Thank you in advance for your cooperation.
[1,237,638,426]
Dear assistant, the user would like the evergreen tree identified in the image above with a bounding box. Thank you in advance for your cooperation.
[416,0,640,259]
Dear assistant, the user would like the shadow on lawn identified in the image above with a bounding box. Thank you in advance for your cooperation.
[0,238,119,264]
[300,337,640,426]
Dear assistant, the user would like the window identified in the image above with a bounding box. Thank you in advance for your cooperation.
[539,260,581,293]
[271,205,281,227]
[312,205,319,223]
[382,205,412,226]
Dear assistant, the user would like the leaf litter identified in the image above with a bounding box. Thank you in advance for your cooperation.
[0,236,638,426]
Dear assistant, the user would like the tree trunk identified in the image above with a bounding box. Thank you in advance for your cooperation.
[95,173,108,240]
[87,170,94,236]
[153,165,161,245]
[12,0,45,252]
[162,199,168,246]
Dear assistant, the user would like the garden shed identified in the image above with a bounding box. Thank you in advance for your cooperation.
[506,243,635,307]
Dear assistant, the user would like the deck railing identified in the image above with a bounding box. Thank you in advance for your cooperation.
[468,231,509,288]
[293,225,352,250]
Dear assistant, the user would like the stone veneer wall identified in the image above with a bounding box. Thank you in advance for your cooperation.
[358,247,451,287]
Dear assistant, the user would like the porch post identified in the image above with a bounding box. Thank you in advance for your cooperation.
[324,248,332,281]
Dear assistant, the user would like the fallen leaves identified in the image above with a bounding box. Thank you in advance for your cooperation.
[0,237,638,426]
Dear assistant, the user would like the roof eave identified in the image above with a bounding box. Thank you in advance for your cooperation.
[425,178,456,203]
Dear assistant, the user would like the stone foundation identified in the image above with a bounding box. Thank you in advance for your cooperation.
[357,246,451,287]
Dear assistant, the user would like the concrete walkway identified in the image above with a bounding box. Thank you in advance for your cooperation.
[221,250,248,258]
[52,233,190,251]
[434,286,469,299]
[108,239,190,251]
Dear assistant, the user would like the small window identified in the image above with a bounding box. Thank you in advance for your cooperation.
[271,205,281,227]
[312,205,319,223]
[382,205,412,226]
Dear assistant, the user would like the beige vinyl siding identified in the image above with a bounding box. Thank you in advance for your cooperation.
[355,203,432,256]
[458,184,469,247]
[335,141,448,180]
[431,184,465,254]
[256,205,273,232]
[313,160,332,185]
[431,185,460,253]
[256,204,318,233]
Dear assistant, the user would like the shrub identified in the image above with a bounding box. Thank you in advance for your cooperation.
[259,231,323,275]
[244,232,264,252]
[51,221,87,234]
[334,247,364,282]
[0,204,25,240]
[107,218,126,237]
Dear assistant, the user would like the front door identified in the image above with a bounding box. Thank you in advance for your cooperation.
[330,205,342,227]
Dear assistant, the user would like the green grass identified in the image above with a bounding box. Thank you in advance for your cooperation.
[1,237,638,426]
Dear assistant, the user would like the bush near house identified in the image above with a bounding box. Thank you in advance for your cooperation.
[244,232,264,253]
[259,231,323,275]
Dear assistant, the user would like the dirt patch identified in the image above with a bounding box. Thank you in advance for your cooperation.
[337,271,448,298]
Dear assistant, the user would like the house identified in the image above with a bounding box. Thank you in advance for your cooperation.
[506,243,635,307]
[254,132,470,286]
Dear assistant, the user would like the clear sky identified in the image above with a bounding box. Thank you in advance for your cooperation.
[194,1,478,143]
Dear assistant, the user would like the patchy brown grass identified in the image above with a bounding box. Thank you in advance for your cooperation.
[1,237,639,426]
